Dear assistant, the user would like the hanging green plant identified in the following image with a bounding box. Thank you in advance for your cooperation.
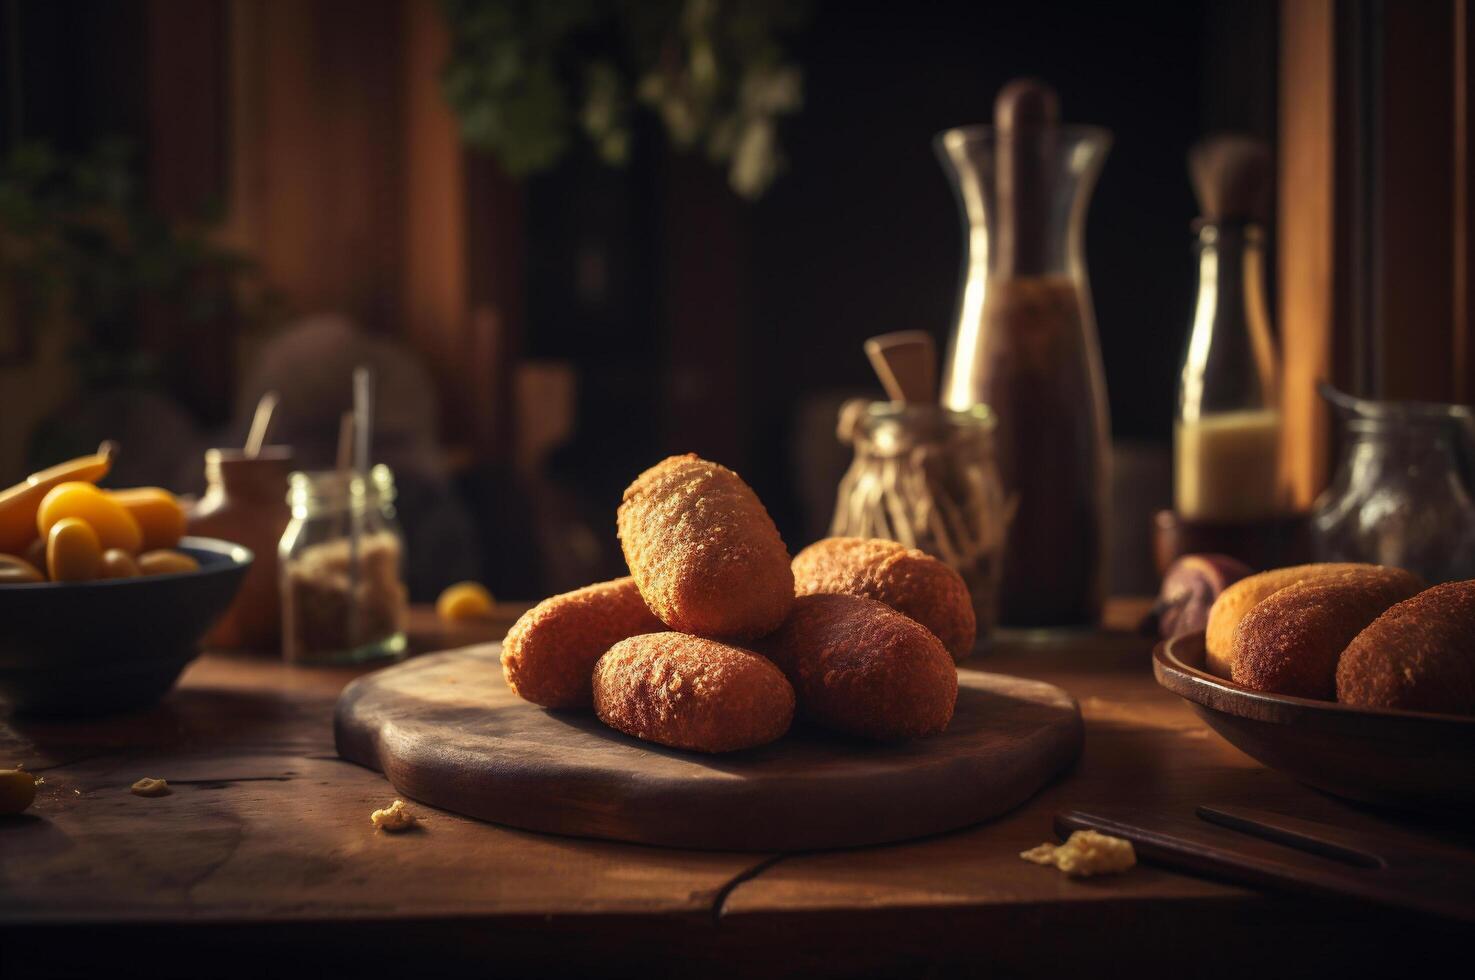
[0,140,278,383]
[439,0,811,199]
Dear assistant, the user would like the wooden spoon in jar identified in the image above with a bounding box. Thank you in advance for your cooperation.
[864,330,938,404]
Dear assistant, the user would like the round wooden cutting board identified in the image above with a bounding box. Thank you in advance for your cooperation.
[335,644,1083,851]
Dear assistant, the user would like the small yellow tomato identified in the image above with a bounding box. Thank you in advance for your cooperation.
[99,548,142,579]
[0,768,36,814]
[37,482,142,554]
[109,487,186,551]
[436,581,496,621]
[137,549,200,576]
[47,517,102,582]
[0,553,45,584]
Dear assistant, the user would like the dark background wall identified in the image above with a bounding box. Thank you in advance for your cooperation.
[2,0,1278,595]
[527,0,1278,547]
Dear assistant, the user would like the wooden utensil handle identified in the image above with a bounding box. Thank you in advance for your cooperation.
[864,330,937,404]
[995,78,1059,277]
[1055,808,1475,923]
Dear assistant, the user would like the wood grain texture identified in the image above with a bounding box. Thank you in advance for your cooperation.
[1278,0,1336,508]
[4,602,1471,977]
[1459,0,1475,403]
[222,0,406,331]
[335,644,1083,851]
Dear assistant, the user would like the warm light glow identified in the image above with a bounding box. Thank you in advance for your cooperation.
[1179,244,1219,423]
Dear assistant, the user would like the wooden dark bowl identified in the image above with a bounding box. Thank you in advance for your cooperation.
[1154,632,1475,815]
[0,537,251,716]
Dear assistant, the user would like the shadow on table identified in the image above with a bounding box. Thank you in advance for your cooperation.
[6,684,335,766]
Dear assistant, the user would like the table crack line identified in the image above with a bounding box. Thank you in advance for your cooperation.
[711,854,792,923]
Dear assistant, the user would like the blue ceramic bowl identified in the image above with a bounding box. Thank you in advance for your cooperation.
[0,536,252,716]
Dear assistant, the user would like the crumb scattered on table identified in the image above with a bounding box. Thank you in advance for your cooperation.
[1022,829,1136,877]
[370,799,418,832]
[131,777,170,798]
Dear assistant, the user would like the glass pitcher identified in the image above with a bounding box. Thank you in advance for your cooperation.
[935,120,1111,627]
[1311,385,1475,583]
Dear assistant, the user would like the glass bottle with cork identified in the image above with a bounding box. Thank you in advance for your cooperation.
[1174,135,1284,524]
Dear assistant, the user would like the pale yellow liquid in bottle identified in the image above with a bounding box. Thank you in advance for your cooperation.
[1174,409,1284,521]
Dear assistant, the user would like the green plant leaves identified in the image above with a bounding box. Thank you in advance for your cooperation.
[438,0,810,198]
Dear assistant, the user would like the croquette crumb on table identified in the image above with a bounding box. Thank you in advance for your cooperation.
[1,603,1468,978]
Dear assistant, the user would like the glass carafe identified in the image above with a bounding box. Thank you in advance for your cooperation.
[1311,390,1475,583]
[935,123,1111,627]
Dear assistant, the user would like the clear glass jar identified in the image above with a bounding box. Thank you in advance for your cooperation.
[935,122,1111,627]
[1175,222,1285,521]
[279,465,408,664]
[1311,415,1475,583]
[831,402,1012,643]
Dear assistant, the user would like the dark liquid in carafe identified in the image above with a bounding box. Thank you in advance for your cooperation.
[978,275,1105,627]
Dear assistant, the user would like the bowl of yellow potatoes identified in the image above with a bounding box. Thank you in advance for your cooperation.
[0,445,251,716]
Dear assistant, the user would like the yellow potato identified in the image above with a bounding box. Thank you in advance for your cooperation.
[99,548,142,579]
[436,581,496,621]
[37,482,142,554]
[0,553,45,584]
[0,444,114,555]
[137,549,200,576]
[47,517,102,582]
[109,487,185,551]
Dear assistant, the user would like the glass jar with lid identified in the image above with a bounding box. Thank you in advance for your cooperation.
[279,465,408,664]
[831,402,1012,644]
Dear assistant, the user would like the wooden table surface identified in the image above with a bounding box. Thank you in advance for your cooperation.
[2,601,1469,978]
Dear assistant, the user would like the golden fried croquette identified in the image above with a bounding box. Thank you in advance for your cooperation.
[1337,581,1475,714]
[756,593,957,740]
[618,454,794,641]
[501,577,664,709]
[1230,566,1423,699]
[792,537,977,661]
[593,633,795,752]
[1205,563,1382,678]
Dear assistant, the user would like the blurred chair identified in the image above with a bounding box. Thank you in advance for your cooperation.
[27,387,208,494]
